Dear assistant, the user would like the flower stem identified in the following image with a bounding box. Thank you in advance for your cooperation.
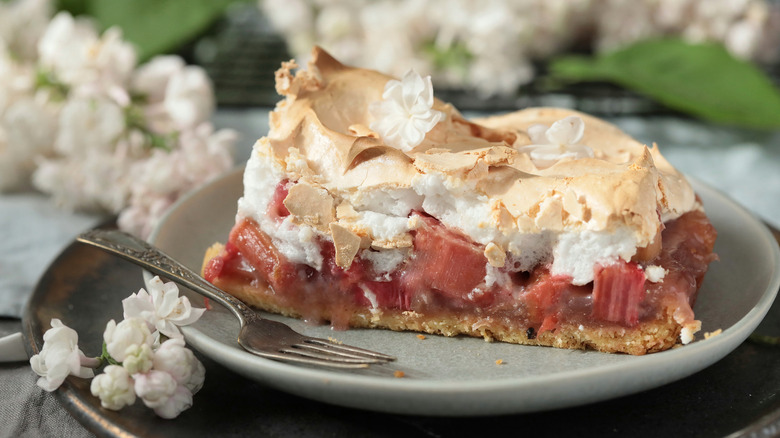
[100,342,121,366]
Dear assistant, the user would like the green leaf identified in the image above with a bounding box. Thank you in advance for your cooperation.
[55,0,90,16]
[85,0,246,61]
[548,38,780,129]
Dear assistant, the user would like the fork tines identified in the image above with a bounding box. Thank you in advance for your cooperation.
[279,338,396,368]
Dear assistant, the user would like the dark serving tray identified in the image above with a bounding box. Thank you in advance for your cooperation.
[20,227,780,438]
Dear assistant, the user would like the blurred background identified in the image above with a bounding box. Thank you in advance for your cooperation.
[60,0,780,115]
[208,0,780,116]
[38,0,780,115]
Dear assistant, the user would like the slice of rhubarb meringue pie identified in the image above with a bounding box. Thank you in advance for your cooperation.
[202,47,717,355]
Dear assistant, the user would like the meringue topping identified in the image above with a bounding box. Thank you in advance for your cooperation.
[238,47,699,283]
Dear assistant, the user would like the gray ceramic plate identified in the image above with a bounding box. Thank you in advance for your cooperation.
[147,167,780,416]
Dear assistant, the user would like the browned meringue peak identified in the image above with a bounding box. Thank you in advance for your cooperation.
[475,149,661,244]
[261,47,697,258]
[475,108,697,224]
[267,46,517,191]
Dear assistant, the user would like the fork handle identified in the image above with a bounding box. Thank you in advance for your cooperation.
[77,229,257,326]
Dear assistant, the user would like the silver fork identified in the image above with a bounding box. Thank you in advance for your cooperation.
[76,229,396,369]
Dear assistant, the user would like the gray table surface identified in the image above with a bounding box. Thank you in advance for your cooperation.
[2,110,779,437]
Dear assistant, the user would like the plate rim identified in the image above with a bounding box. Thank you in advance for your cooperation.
[147,167,780,415]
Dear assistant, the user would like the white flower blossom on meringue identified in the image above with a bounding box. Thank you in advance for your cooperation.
[369,69,444,152]
[517,116,595,169]
[89,364,136,410]
[152,337,205,394]
[29,318,99,392]
[103,317,154,363]
[122,276,205,342]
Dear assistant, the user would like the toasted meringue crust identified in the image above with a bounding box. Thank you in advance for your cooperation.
[247,46,697,274]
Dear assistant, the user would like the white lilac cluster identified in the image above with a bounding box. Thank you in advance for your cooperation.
[29,276,206,419]
[369,69,444,151]
[0,0,236,238]
[261,0,780,97]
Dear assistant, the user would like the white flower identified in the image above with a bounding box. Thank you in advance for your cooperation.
[180,124,236,179]
[135,369,194,418]
[517,116,595,169]
[0,96,57,191]
[152,337,205,394]
[29,319,98,392]
[131,55,185,103]
[369,69,444,152]
[116,123,235,238]
[131,148,179,195]
[37,12,135,92]
[103,317,154,363]
[468,56,534,98]
[134,369,177,407]
[32,150,133,213]
[89,364,136,410]
[37,12,94,71]
[32,95,135,212]
[3,97,57,154]
[122,276,205,341]
[150,384,193,419]
[0,0,51,62]
[261,0,315,56]
[54,96,124,156]
[122,343,154,375]
[163,66,214,129]
[116,193,174,239]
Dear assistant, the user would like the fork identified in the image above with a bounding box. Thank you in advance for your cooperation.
[76,229,396,369]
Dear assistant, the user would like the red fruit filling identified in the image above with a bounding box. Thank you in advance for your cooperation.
[592,262,646,325]
[205,182,717,334]
[398,214,488,303]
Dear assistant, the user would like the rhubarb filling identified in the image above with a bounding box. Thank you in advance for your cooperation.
[204,182,717,343]
[202,47,718,355]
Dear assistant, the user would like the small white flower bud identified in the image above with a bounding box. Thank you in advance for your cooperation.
[103,317,153,363]
[90,365,136,410]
